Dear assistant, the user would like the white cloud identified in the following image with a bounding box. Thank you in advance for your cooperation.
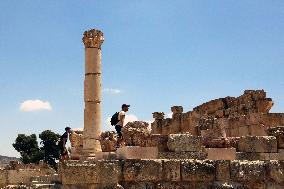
[124,114,138,125]
[166,112,173,118]
[103,88,122,95]
[20,100,52,112]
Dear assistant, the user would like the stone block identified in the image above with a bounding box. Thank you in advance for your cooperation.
[256,98,273,113]
[230,128,239,137]
[203,137,239,149]
[158,151,207,159]
[151,121,162,134]
[244,89,266,100]
[100,131,117,152]
[6,169,44,185]
[244,182,266,189]
[262,113,284,127]
[171,106,183,114]
[152,112,165,120]
[267,160,284,184]
[70,146,83,160]
[95,152,117,160]
[230,160,266,182]
[215,160,230,181]
[167,134,202,152]
[201,128,224,140]
[146,134,168,152]
[236,152,270,160]
[249,124,269,136]
[194,99,224,115]
[116,146,158,159]
[60,160,121,185]
[123,159,162,182]
[85,48,101,74]
[84,74,101,102]
[181,160,215,182]
[206,148,236,160]
[162,160,180,181]
[267,126,284,149]
[0,170,7,188]
[266,182,284,189]
[122,182,156,189]
[238,126,249,136]
[70,131,83,147]
[161,118,172,135]
[237,136,277,153]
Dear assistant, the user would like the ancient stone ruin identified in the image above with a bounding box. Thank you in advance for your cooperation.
[1,28,284,188]
[65,89,284,189]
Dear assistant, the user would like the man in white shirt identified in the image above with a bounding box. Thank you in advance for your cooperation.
[115,104,130,148]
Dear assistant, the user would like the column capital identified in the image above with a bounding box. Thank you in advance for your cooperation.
[82,29,104,48]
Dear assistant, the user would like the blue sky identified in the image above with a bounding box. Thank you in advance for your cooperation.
[0,1,283,157]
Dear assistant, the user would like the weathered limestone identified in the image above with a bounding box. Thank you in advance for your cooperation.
[167,134,202,152]
[162,159,180,181]
[0,164,55,188]
[150,90,279,136]
[230,160,266,182]
[145,134,168,151]
[122,121,150,147]
[170,106,183,133]
[215,160,230,181]
[60,160,121,185]
[237,136,277,153]
[69,129,83,160]
[116,146,158,159]
[268,126,284,149]
[206,148,236,160]
[236,150,284,160]
[82,29,104,158]
[181,160,215,182]
[151,112,164,134]
[123,159,163,182]
[158,151,207,159]
[99,131,117,152]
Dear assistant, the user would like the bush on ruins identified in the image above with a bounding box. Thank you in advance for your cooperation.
[13,130,61,169]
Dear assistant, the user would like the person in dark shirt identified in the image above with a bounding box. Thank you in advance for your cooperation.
[58,127,72,161]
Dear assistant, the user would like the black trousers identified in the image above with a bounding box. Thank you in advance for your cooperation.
[115,125,122,138]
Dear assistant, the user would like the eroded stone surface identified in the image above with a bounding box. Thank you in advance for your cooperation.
[230,160,266,182]
[60,160,121,185]
[181,160,215,182]
[167,134,202,152]
[237,136,277,153]
[123,159,163,182]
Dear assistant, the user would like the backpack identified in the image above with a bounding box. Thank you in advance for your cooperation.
[110,112,119,126]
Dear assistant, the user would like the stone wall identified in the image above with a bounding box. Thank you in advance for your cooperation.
[151,90,283,138]
[0,168,55,188]
[0,161,56,187]
[59,159,284,189]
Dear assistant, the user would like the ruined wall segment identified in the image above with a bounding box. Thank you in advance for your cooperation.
[59,159,284,189]
[150,90,283,138]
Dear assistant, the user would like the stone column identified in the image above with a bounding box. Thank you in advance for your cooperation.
[171,106,183,133]
[82,29,104,158]
[151,112,165,134]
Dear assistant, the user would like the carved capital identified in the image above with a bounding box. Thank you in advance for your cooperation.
[152,112,165,120]
[82,29,104,48]
[171,106,183,114]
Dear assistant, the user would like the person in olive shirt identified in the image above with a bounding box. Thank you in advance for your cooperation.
[58,127,72,161]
